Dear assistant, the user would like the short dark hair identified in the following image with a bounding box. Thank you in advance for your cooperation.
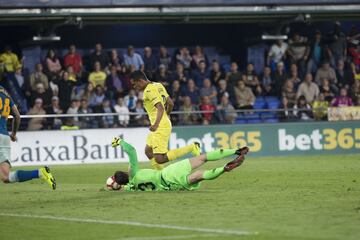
[114,171,129,185]
[131,70,148,81]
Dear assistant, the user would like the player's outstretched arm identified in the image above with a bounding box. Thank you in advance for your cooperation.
[10,105,20,142]
[112,138,139,178]
[165,97,174,116]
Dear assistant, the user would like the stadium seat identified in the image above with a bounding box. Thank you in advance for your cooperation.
[253,97,266,109]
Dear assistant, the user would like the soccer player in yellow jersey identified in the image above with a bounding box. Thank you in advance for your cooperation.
[131,70,200,170]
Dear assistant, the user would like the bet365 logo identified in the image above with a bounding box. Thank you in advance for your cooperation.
[279,128,360,151]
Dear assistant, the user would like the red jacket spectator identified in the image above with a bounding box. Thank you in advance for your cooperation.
[200,96,216,124]
[64,44,83,74]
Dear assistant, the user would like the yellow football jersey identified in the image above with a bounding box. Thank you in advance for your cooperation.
[143,82,171,128]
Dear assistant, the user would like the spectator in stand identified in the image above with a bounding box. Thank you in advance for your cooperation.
[124,89,138,111]
[79,83,95,101]
[287,33,309,77]
[179,96,199,125]
[169,80,182,111]
[312,93,329,121]
[336,59,353,89]
[282,80,297,107]
[348,42,360,70]
[260,66,275,96]
[296,73,319,104]
[243,63,261,95]
[89,43,110,70]
[134,100,149,126]
[278,97,295,122]
[45,49,62,80]
[143,46,158,78]
[226,62,242,87]
[267,39,288,71]
[327,21,347,67]
[60,118,79,130]
[273,61,288,96]
[66,66,77,83]
[0,45,21,75]
[27,98,46,131]
[307,30,326,74]
[55,71,76,111]
[176,47,192,70]
[109,49,122,72]
[100,99,116,128]
[31,82,52,108]
[192,46,208,69]
[64,44,83,76]
[154,64,170,87]
[217,79,235,104]
[234,80,256,110]
[123,45,144,71]
[14,66,24,89]
[192,60,210,87]
[216,95,237,124]
[78,98,94,129]
[67,99,80,115]
[158,45,172,70]
[45,96,63,129]
[210,60,225,86]
[331,88,353,107]
[106,65,124,100]
[171,63,189,90]
[350,79,360,103]
[288,64,302,88]
[199,96,216,125]
[200,78,217,105]
[294,95,313,121]
[29,63,49,93]
[89,85,106,111]
[320,78,335,102]
[315,61,338,93]
[114,97,130,127]
[88,61,107,88]
[182,79,200,105]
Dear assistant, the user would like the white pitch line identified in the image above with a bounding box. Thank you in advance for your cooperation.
[0,213,255,236]
[120,234,218,240]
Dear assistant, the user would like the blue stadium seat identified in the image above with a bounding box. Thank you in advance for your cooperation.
[253,97,266,109]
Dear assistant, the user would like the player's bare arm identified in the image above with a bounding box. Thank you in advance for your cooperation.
[10,105,20,142]
[149,102,164,132]
[165,97,174,116]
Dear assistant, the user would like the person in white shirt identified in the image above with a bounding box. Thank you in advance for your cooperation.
[267,40,288,71]
[114,97,130,127]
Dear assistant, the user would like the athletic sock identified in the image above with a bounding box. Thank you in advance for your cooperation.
[166,144,194,161]
[9,170,39,183]
[203,167,225,180]
[206,149,237,161]
[150,158,164,170]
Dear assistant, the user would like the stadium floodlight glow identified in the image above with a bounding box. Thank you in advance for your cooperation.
[261,35,288,40]
[33,35,61,41]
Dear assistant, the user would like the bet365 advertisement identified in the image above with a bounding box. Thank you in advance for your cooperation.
[10,121,360,166]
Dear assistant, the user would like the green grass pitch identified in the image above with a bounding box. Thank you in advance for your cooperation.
[0,154,359,240]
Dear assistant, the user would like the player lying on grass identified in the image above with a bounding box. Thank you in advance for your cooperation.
[109,137,249,191]
[0,87,56,189]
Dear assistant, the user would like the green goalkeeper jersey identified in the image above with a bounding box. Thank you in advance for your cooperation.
[123,169,169,191]
[120,140,169,191]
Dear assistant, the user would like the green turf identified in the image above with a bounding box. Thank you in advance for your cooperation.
[0,154,359,240]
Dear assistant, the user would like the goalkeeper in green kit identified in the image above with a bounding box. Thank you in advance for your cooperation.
[110,137,249,191]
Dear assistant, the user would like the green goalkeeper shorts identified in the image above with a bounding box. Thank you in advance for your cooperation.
[161,159,200,191]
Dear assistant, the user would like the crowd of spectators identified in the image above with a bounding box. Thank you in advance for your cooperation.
[0,22,359,130]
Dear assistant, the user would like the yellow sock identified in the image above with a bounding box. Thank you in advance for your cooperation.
[166,144,194,161]
[150,158,164,170]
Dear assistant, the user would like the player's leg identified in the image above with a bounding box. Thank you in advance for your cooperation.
[188,147,249,170]
[145,132,164,170]
[0,161,56,190]
[187,154,246,185]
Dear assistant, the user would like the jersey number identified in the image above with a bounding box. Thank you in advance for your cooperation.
[0,98,11,118]
[138,182,156,191]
